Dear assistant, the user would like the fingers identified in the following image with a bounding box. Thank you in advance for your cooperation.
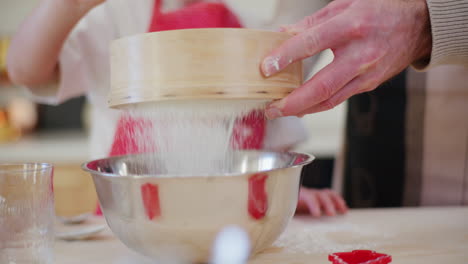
[298,188,321,217]
[298,188,348,217]
[295,199,309,214]
[295,71,379,116]
[281,0,352,34]
[316,190,337,216]
[329,190,348,214]
[296,187,311,214]
[262,17,351,77]
[265,49,364,119]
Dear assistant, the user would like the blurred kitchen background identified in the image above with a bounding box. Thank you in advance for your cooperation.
[0,0,345,216]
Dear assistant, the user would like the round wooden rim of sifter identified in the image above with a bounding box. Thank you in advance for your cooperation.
[109,28,303,108]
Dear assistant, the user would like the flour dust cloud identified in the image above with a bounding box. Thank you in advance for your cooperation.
[118,100,267,176]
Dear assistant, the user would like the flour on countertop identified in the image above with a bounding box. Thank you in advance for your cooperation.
[274,220,395,254]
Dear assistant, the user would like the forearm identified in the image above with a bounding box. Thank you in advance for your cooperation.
[7,0,94,87]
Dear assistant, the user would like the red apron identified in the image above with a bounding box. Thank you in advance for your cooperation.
[97,0,267,217]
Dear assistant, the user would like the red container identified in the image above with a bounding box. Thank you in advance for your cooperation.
[329,250,392,264]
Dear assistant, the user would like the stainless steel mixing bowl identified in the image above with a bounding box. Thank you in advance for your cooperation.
[82,151,313,262]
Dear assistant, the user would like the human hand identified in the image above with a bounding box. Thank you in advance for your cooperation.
[262,0,432,118]
[296,187,348,217]
[7,0,106,87]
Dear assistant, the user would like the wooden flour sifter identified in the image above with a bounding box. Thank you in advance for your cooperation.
[108,28,303,108]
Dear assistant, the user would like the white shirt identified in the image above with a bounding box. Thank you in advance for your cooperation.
[29,0,329,159]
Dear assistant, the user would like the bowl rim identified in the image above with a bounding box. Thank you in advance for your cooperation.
[81,151,314,179]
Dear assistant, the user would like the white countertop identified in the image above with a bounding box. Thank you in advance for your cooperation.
[0,131,90,164]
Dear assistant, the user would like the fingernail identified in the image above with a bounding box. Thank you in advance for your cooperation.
[278,24,297,33]
[265,100,285,119]
[277,25,289,32]
[262,56,281,77]
[265,106,283,120]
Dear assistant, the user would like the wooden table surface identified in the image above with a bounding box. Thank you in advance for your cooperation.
[55,207,468,264]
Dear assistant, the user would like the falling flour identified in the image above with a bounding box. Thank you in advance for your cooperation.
[118,99,267,176]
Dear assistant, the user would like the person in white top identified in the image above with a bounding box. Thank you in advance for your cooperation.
[7,0,348,217]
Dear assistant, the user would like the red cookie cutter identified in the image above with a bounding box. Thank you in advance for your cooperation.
[329,250,392,264]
